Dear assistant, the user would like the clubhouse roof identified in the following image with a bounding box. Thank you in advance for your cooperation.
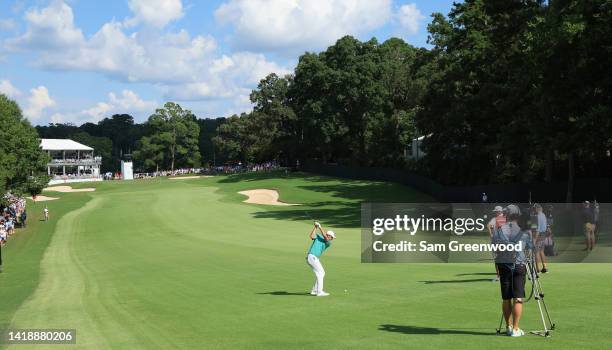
[40,138,94,151]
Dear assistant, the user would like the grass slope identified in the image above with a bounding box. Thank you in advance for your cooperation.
[1,172,610,349]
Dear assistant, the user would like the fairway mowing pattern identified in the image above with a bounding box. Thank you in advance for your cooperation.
[2,174,611,349]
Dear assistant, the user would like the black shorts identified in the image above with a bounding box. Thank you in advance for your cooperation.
[497,264,526,300]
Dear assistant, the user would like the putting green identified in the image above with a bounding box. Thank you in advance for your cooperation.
[1,172,610,349]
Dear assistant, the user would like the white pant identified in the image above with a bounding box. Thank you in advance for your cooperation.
[306,254,325,294]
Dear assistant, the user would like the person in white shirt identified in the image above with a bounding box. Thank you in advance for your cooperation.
[533,204,548,273]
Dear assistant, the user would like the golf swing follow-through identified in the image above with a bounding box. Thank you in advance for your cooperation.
[306,221,335,297]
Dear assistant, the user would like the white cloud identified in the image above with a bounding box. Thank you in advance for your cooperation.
[214,0,393,53]
[50,89,157,124]
[126,0,184,28]
[82,90,157,121]
[163,52,290,100]
[224,89,253,116]
[6,0,84,50]
[0,18,17,31]
[6,1,288,102]
[396,3,424,35]
[23,86,56,120]
[0,79,21,98]
[81,102,113,120]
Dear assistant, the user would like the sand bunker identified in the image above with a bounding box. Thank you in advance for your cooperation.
[28,195,59,202]
[44,185,96,193]
[168,176,202,180]
[238,189,299,206]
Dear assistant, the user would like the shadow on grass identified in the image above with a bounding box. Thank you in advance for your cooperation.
[220,171,434,228]
[218,171,293,183]
[250,183,432,228]
[455,272,497,276]
[251,205,361,228]
[379,324,496,336]
[298,183,432,203]
[256,291,311,296]
[419,278,493,284]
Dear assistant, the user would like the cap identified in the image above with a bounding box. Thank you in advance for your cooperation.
[504,204,521,216]
[492,206,503,212]
[327,230,336,239]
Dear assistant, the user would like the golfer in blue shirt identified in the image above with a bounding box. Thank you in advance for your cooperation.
[306,222,336,296]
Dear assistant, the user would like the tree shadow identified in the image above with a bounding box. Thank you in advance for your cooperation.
[455,272,497,276]
[249,181,434,228]
[218,171,291,183]
[220,171,435,228]
[298,182,433,203]
[251,205,361,228]
[418,278,494,284]
[256,291,311,296]
[379,324,496,336]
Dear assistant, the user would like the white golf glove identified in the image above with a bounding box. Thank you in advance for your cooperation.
[315,222,321,228]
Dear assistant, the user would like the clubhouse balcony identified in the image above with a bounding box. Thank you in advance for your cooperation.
[40,139,103,184]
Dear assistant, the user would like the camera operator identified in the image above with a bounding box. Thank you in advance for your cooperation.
[492,204,534,337]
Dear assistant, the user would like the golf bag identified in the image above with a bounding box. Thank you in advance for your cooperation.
[543,236,555,257]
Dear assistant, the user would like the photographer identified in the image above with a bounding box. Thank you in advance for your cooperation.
[492,205,533,337]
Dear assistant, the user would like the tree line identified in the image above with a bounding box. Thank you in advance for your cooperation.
[36,109,228,173]
[212,0,612,191]
[15,0,612,193]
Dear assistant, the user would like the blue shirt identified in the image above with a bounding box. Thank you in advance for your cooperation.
[308,234,331,257]
[537,212,547,233]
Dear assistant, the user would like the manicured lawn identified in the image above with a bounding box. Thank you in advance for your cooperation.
[1,172,610,349]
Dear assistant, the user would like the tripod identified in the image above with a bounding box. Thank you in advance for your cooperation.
[525,256,555,336]
[495,255,555,337]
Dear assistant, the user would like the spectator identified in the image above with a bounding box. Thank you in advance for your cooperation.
[582,201,595,251]
[593,200,600,236]
[533,204,548,273]
[0,192,27,272]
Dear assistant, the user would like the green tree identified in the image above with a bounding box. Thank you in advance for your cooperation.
[197,117,226,166]
[249,73,297,163]
[134,102,201,172]
[290,36,426,167]
[417,0,543,185]
[212,113,258,163]
[0,94,49,197]
[133,135,165,172]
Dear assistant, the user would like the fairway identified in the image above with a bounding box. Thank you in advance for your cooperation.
[1,172,610,349]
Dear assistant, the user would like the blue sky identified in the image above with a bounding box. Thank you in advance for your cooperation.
[0,0,456,125]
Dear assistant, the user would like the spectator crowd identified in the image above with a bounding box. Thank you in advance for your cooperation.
[0,192,27,246]
[133,161,283,179]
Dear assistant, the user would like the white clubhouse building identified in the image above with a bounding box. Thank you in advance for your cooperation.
[40,139,102,184]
